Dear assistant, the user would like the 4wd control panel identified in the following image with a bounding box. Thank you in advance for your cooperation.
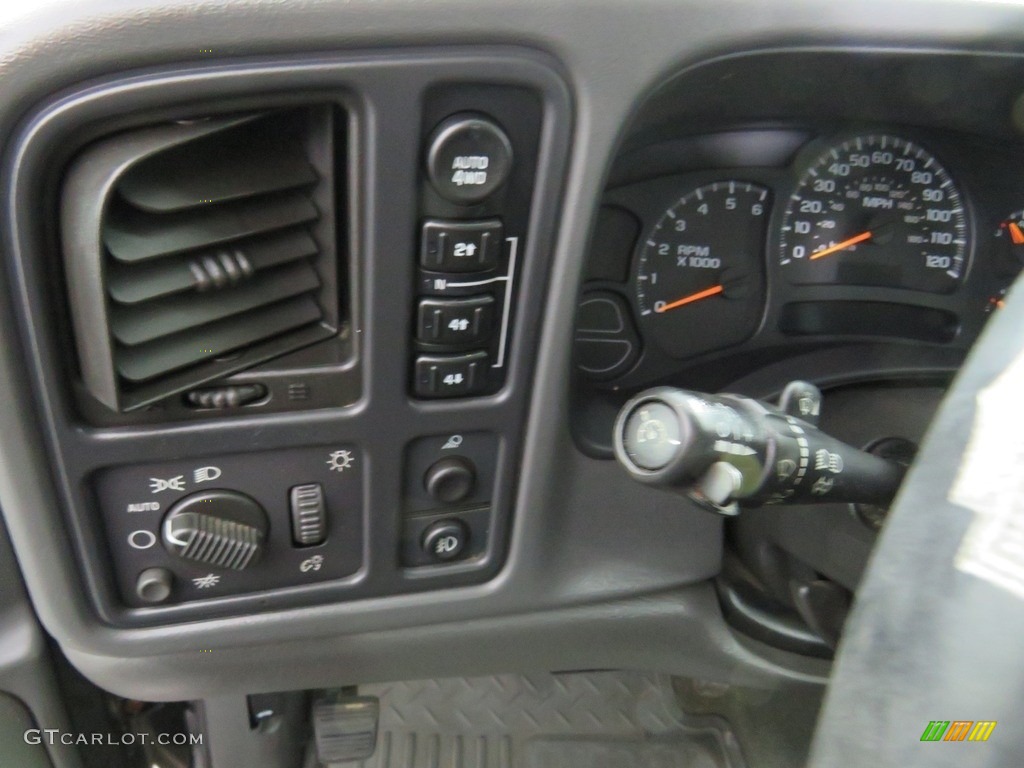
[7,51,569,623]
[411,85,542,398]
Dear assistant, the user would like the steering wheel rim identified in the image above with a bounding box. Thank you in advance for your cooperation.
[808,277,1024,766]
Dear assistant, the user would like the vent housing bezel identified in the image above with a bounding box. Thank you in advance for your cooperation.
[58,100,357,420]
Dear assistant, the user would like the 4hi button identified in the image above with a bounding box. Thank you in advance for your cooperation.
[426,114,513,204]
[422,520,469,562]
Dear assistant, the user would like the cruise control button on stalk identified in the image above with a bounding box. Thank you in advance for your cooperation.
[622,401,683,470]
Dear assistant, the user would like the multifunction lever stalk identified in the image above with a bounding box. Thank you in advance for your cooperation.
[613,381,906,515]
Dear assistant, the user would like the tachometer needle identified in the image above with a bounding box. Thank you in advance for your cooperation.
[1008,221,1024,245]
[809,231,873,261]
[655,284,724,313]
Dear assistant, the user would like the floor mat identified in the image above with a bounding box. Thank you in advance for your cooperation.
[317,672,744,768]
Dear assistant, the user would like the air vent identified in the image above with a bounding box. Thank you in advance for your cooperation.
[60,106,341,412]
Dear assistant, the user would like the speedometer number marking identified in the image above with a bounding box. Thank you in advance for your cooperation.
[779,135,968,293]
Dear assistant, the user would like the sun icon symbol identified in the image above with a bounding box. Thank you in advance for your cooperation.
[326,450,355,473]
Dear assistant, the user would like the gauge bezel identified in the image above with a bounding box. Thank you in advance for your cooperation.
[582,127,998,391]
[630,179,772,360]
[776,132,974,294]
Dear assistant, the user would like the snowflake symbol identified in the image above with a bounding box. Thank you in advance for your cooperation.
[192,574,220,589]
[326,450,355,473]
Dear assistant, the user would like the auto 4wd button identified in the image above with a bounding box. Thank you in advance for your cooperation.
[426,114,513,204]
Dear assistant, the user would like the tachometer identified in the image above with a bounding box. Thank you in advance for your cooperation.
[779,135,968,293]
[635,181,769,359]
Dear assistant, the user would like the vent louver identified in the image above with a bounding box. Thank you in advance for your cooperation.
[61,106,340,412]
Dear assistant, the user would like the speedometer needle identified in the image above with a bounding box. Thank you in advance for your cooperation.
[655,284,724,313]
[809,231,873,261]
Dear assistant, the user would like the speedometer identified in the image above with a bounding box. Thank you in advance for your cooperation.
[779,135,968,293]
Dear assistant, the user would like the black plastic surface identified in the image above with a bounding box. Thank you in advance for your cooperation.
[420,519,471,562]
[423,457,477,504]
[420,219,503,272]
[572,50,1024,457]
[416,294,496,346]
[401,432,497,568]
[574,291,642,381]
[779,301,958,343]
[61,105,350,417]
[402,507,491,568]
[425,114,514,204]
[412,85,542,399]
[724,383,944,658]
[163,489,269,570]
[809,259,1024,767]
[289,483,327,546]
[413,350,489,397]
[96,445,363,607]
[404,432,498,514]
[5,51,571,626]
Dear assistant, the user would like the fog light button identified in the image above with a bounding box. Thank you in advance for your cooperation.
[421,519,469,563]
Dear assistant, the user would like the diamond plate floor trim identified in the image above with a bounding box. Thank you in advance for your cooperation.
[312,672,745,768]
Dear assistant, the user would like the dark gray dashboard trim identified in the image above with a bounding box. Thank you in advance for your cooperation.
[0,519,82,768]
[0,0,1020,700]
[8,50,575,625]
[0,45,727,695]
[61,584,829,702]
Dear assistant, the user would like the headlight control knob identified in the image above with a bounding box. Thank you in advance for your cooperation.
[162,490,269,570]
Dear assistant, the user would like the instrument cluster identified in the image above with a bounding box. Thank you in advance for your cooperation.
[575,128,1024,391]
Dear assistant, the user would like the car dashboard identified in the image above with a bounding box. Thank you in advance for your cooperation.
[0,2,1023,767]
[574,50,1024,447]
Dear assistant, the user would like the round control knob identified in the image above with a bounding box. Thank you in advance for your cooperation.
[426,114,513,204]
[422,519,469,562]
[424,457,477,504]
[620,400,686,470]
[162,490,268,570]
[135,567,173,604]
